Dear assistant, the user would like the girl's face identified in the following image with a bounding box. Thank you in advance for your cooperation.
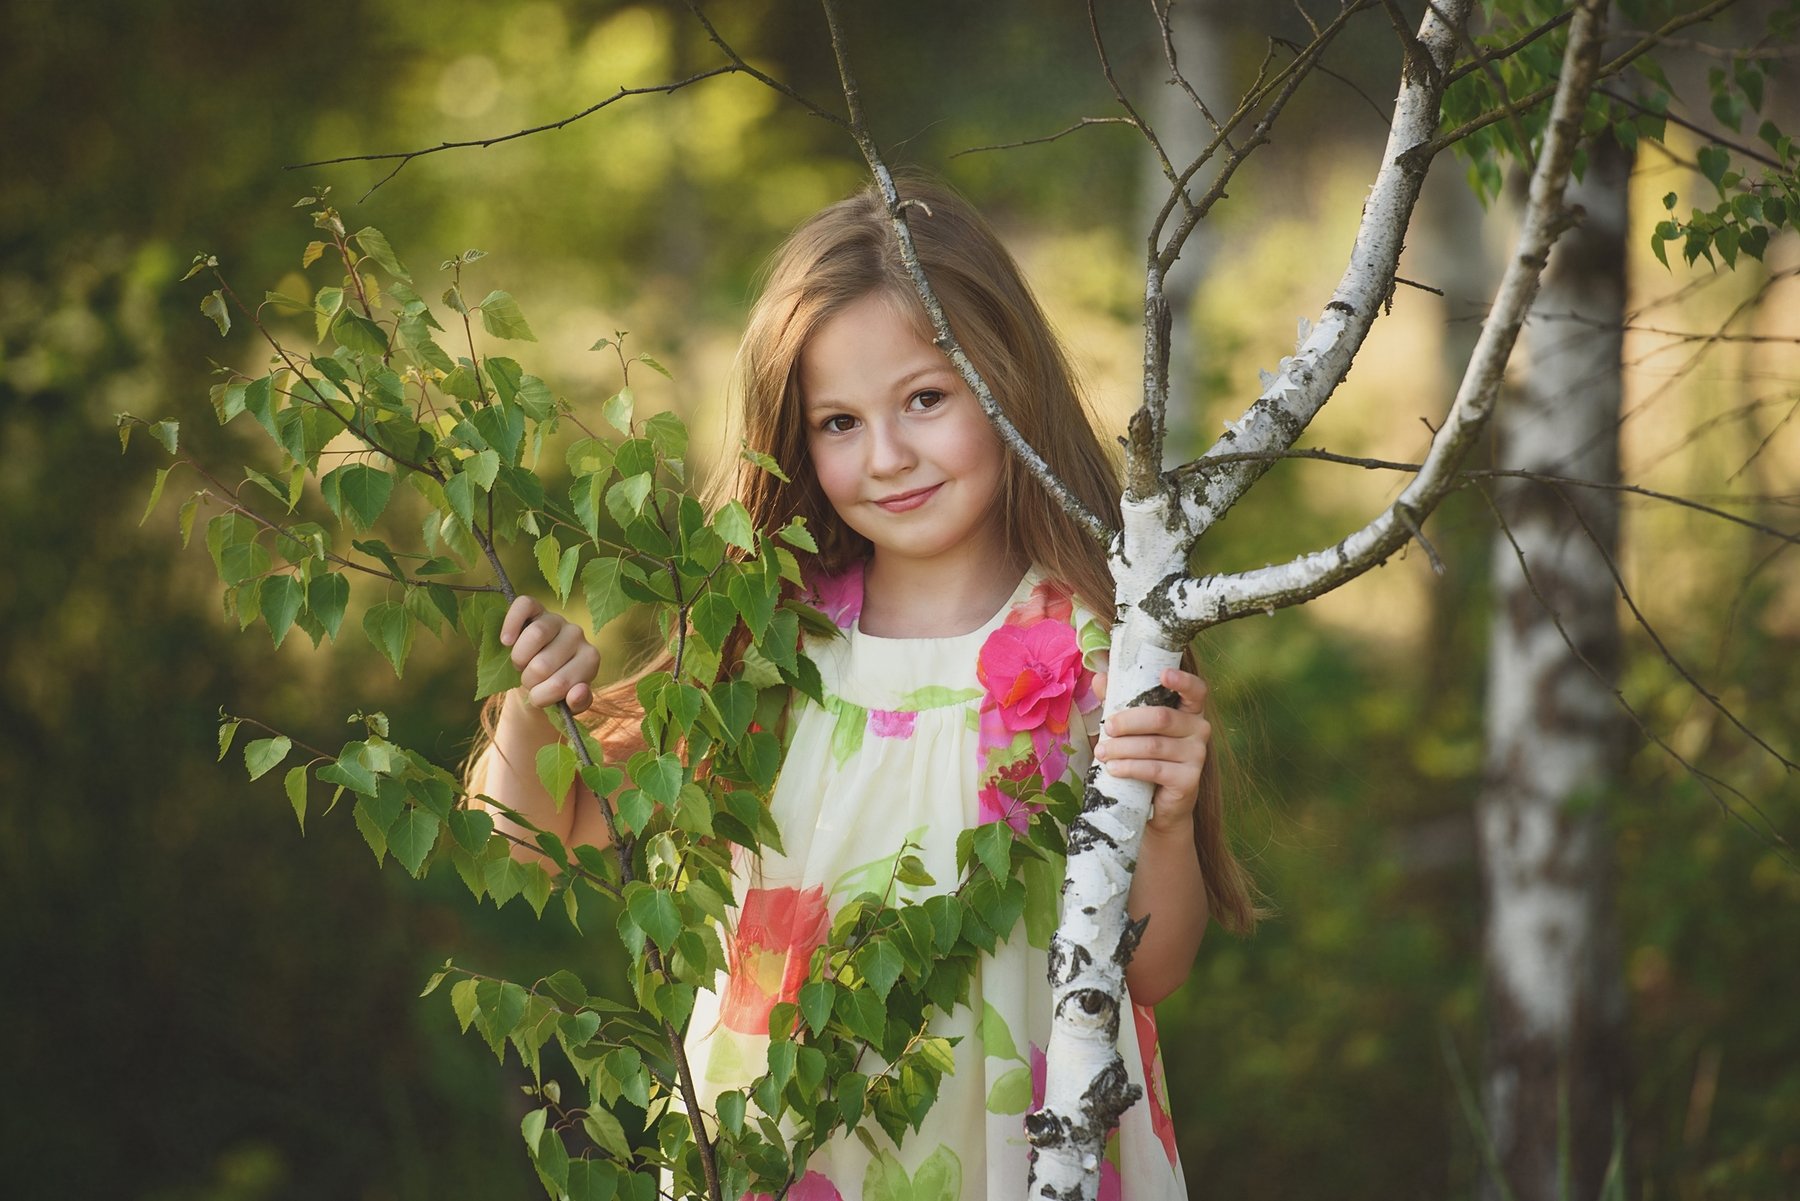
[797,291,1010,573]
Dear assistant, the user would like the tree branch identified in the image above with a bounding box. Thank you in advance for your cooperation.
[817,0,1114,547]
[1164,0,1607,631]
[1173,0,1472,535]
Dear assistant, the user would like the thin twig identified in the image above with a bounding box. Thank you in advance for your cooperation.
[950,116,1136,159]
[1475,484,1795,862]
[1595,85,1785,170]
[1428,0,1745,156]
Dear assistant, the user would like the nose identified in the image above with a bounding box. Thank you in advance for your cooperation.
[865,415,916,478]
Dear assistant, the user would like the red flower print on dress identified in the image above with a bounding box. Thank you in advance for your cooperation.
[1005,579,1074,629]
[742,1170,843,1201]
[719,886,830,1035]
[1133,1000,1180,1166]
[804,564,864,629]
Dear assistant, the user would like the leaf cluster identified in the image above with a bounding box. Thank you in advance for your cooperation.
[131,203,1083,1201]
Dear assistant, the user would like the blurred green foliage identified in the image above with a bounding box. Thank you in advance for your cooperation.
[3,1,1795,1198]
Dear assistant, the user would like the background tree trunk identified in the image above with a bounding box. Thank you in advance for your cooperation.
[1477,131,1633,1201]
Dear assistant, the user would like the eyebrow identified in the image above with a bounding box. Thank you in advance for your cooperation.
[802,365,953,413]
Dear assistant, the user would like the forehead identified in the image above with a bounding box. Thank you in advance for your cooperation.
[798,293,949,407]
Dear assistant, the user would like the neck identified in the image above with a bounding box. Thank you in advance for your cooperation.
[859,541,1029,638]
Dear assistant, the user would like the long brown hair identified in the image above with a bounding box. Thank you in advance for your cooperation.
[467,173,1263,934]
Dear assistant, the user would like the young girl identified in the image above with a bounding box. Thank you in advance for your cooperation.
[468,177,1259,1201]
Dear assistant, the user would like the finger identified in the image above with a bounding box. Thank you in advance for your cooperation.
[1093,671,1108,705]
[510,614,563,671]
[566,681,593,715]
[501,595,544,647]
[1103,704,1201,739]
[527,626,598,706]
[1160,668,1209,714]
[1094,734,1192,765]
[1100,759,1203,809]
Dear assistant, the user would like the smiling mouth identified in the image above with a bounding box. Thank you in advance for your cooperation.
[873,483,942,512]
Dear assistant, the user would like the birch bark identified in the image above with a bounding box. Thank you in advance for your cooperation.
[1478,131,1631,1201]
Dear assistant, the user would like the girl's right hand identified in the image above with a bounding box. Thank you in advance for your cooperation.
[500,595,600,714]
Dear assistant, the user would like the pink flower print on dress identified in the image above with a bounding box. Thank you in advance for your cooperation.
[977,618,1089,739]
[719,886,830,1035]
[742,1171,843,1201]
[804,564,864,629]
[1005,579,1075,629]
[867,708,916,739]
[1133,1000,1180,1167]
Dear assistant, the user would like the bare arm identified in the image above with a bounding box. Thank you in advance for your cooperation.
[473,595,612,862]
[1092,668,1212,1005]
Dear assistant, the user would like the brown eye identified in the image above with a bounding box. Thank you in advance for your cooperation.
[909,390,946,411]
[822,414,857,433]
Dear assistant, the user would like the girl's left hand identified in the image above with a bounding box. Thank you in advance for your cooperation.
[1091,667,1211,834]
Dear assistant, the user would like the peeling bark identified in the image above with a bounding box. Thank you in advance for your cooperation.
[1478,131,1631,1201]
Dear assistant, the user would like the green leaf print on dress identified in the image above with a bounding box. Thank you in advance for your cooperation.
[862,1145,962,1201]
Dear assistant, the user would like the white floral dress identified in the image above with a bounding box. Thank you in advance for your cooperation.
[680,565,1187,1201]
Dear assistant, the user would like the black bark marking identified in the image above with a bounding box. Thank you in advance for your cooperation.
[1047,937,1093,987]
[1326,299,1355,315]
[1115,913,1150,967]
[1079,1055,1142,1133]
[1066,816,1118,856]
[1127,683,1181,711]
[1055,987,1122,1041]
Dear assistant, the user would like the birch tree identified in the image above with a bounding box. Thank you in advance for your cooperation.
[1478,130,1632,1201]
[130,2,1800,1199]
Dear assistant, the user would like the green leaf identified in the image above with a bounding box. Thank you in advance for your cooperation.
[333,308,389,356]
[201,289,230,335]
[973,820,1013,881]
[605,473,653,527]
[633,753,683,807]
[582,556,638,633]
[854,938,905,1002]
[536,743,579,811]
[447,807,493,852]
[244,735,291,781]
[285,765,308,832]
[322,463,395,532]
[626,886,682,953]
[582,1107,632,1160]
[477,290,537,341]
[643,410,687,461]
[1697,144,1730,188]
[307,573,349,639]
[835,984,886,1045]
[218,717,242,761]
[450,978,480,1033]
[258,575,304,647]
[566,1159,619,1201]
[601,387,634,434]
[798,980,836,1037]
[389,809,441,876]
[362,602,415,678]
[352,226,410,280]
[713,500,756,552]
[353,791,404,863]
[740,441,788,482]
[776,517,817,553]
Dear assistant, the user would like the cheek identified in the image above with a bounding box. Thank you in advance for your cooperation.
[806,438,859,509]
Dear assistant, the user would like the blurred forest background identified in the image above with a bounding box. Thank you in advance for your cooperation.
[2,1,1796,1198]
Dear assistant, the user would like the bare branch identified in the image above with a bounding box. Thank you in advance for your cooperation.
[1165,0,1606,629]
[1443,9,1573,85]
[1088,0,1184,192]
[1152,0,1235,145]
[1174,0,1472,534]
[291,67,739,200]
[1476,484,1796,863]
[1273,36,1393,127]
[949,116,1137,159]
[818,0,1114,547]
[1596,85,1785,170]
[1556,486,1800,777]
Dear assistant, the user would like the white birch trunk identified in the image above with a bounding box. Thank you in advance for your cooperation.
[1478,131,1631,1201]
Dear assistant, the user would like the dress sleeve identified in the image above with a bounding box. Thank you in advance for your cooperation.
[1071,597,1110,721]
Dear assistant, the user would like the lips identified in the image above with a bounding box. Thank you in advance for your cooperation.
[872,483,942,512]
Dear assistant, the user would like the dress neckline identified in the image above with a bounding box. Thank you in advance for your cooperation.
[850,566,1035,646]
